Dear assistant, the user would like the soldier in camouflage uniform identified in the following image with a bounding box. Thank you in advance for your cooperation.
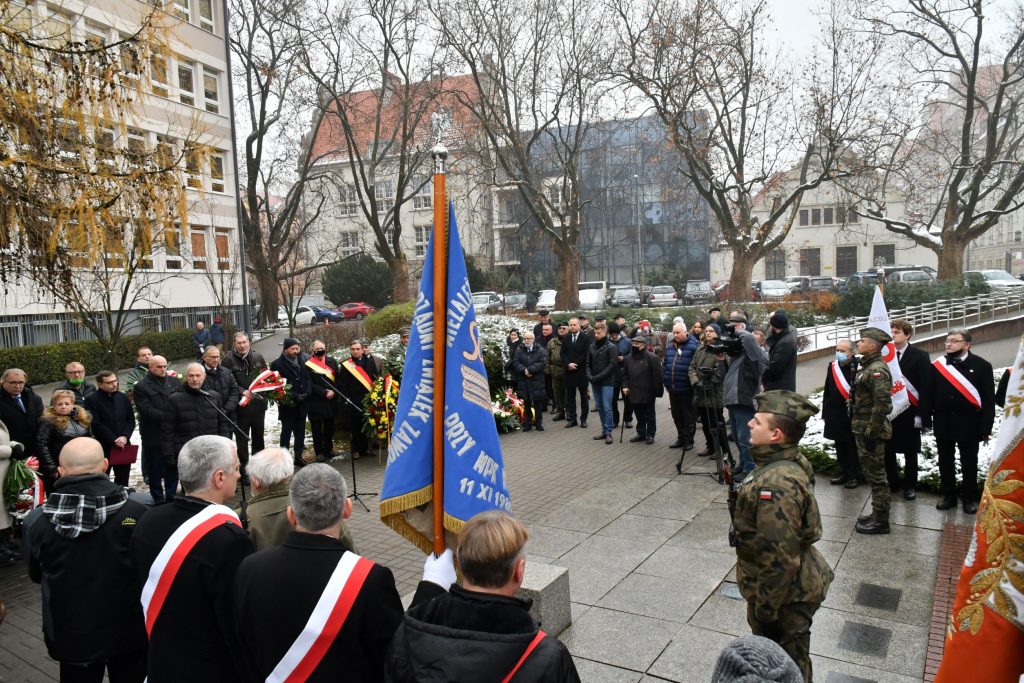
[734,389,834,683]
[546,322,567,421]
[851,328,894,535]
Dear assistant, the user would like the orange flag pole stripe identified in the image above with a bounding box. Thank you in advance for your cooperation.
[431,144,448,556]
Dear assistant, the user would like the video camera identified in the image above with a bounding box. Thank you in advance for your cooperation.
[717,322,746,357]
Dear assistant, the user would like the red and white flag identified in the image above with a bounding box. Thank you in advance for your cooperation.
[866,286,910,419]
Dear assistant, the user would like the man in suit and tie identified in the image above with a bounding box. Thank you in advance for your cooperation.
[920,329,995,514]
[561,318,591,428]
[885,320,932,501]
[0,368,44,461]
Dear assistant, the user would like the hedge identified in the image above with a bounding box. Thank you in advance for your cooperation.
[364,302,415,338]
[0,328,201,384]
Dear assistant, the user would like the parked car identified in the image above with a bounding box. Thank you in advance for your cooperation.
[577,281,607,310]
[537,289,557,310]
[783,276,804,292]
[292,306,316,326]
[605,284,636,306]
[335,302,377,320]
[792,276,836,294]
[886,269,936,286]
[610,286,641,307]
[311,306,345,323]
[884,264,938,279]
[683,280,714,305]
[840,272,880,289]
[472,291,503,314]
[646,285,679,307]
[963,269,1024,292]
[503,292,527,312]
[751,280,790,301]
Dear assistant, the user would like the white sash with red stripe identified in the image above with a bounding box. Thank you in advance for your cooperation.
[267,551,374,683]
[904,376,920,406]
[933,357,983,409]
[141,504,241,635]
[830,361,851,400]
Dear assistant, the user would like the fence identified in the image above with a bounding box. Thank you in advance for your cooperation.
[798,290,1024,351]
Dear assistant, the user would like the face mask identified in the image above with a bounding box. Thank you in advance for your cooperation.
[945,352,961,364]
[835,352,849,364]
[632,346,645,356]
[313,349,326,357]
[67,377,84,385]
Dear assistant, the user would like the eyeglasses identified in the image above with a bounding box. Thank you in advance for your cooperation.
[945,338,966,344]
[100,379,119,385]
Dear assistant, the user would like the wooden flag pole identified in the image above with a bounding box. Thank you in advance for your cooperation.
[431,142,448,555]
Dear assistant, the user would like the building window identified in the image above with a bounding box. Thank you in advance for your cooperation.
[374,181,394,213]
[197,0,214,31]
[835,246,857,277]
[412,181,432,210]
[799,247,821,276]
[215,228,230,270]
[798,209,808,227]
[872,244,895,267]
[823,207,834,225]
[764,250,786,280]
[203,67,219,113]
[177,61,195,106]
[547,183,564,212]
[126,127,147,167]
[846,206,859,223]
[811,208,821,226]
[185,145,202,189]
[151,55,169,98]
[414,225,429,257]
[165,224,182,269]
[84,19,108,46]
[174,0,190,22]
[338,231,360,253]
[191,228,207,269]
[210,152,225,192]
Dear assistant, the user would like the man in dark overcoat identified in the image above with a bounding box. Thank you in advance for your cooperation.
[512,331,548,432]
[885,319,932,500]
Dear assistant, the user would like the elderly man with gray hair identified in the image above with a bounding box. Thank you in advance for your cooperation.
[131,435,255,683]
[162,363,229,495]
[243,447,357,551]
[235,464,455,681]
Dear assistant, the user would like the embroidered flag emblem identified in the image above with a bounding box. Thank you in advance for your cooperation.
[759,490,773,500]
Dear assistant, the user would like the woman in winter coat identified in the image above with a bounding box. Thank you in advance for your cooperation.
[37,389,92,494]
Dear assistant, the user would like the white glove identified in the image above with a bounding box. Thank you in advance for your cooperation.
[914,416,923,429]
[422,548,457,591]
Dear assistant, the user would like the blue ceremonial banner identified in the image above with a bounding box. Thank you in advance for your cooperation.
[379,202,510,551]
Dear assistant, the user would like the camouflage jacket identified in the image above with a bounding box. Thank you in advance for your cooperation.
[850,351,892,439]
[734,442,834,622]
[546,337,564,377]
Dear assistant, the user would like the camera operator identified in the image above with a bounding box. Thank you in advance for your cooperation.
[722,312,767,477]
[688,326,731,460]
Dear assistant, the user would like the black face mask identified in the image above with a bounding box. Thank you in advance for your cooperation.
[945,352,961,364]
[631,346,645,356]
[313,349,326,357]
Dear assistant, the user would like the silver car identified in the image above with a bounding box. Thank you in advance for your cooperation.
[646,285,679,307]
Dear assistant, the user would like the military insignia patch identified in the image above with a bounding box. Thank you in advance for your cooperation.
[759,490,773,500]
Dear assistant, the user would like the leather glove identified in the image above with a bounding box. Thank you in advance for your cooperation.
[864,438,877,450]
[10,441,24,459]
[422,548,457,591]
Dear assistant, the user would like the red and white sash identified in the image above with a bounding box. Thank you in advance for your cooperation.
[342,358,374,392]
[830,361,851,400]
[933,357,982,409]
[267,552,374,683]
[904,377,920,406]
[141,504,241,635]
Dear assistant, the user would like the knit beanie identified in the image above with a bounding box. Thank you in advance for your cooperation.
[282,337,301,351]
[711,636,802,683]
[769,311,789,329]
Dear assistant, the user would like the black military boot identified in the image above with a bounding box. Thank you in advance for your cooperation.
[855,517,890,535]
[935,497,958,510]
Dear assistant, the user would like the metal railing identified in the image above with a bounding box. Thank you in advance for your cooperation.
[798,290,1024,351]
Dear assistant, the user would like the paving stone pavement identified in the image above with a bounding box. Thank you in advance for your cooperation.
[0,396,976,682]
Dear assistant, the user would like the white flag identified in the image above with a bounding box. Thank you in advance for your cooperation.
[867,286,910,419]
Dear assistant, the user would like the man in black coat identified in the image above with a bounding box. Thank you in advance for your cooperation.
[235,464,452,682]
[822,340,862,489]
[762,311,797,391]
[59,362,96,406]
[221,331,269,480]
[512,332,548,432]
[622,334,665,444]
[131,435,253,683]
[270,337,312,468]
[337,339,377,460]
[586,323,619,442]
[134,356,179,503]
[162,364,227,495]
[85,370,136,487]
[387,511,580,683]
[29,437,148,682]
[920,329,995,514]
[886,319,932,500]
[561,318,591,428]
[305,340,342,462]
[0,368,44,460]
[201,347,241,419]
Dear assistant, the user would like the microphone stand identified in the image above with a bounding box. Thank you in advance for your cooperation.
[201,392,250,530]
[318,368,378,512]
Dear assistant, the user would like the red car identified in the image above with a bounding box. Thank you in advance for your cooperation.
[335,302,376,320]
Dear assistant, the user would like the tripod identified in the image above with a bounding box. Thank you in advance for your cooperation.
[202,393,250,529]
[330,381,378,512]
[677,367,731,485]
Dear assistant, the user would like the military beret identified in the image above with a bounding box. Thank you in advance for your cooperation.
[860,327,892,344]
[399,327,411,335]
[538,309,550,316]
[557,320,569,327]
[754,390,819,424]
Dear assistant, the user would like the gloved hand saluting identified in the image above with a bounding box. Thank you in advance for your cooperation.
[422,548,457,591]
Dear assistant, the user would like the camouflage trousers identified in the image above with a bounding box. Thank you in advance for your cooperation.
[746,601,819,682]
[856,434,890,523]
[550,373,565,416]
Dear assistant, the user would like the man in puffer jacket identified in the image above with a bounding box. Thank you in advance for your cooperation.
[28,437,149,681]
[386,511,581,683]
[663,321,700,450]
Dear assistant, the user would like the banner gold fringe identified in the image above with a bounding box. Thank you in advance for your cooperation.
[378,485,433,517]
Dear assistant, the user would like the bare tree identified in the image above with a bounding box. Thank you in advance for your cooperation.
[229,0,344,326]
[430,0,614,309]
[614,0,887,293]
[840,0,1024,278]
[294,0,447,303]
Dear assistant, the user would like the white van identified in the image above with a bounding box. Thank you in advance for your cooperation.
[577,281,607,310]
